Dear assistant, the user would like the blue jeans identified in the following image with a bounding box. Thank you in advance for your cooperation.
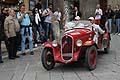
[116,19,120,33]
[108,19,112,33]
[45,22,55,41]
[21,27,33,53]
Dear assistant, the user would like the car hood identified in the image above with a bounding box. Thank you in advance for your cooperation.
[64,28,92,36]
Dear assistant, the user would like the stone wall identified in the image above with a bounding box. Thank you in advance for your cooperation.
[108,0,120,9]
[79,0,120,19]
[24,0,29,11]
[79,0,99,19]
[52,0,64,12]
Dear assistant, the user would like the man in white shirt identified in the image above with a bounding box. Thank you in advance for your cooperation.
[88,17,105,44]
[95,4,103,24]
[54,8,61,22]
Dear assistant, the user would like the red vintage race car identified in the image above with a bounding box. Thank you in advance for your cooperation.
[41,20,110,71]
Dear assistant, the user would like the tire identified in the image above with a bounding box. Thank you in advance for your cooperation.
[85,46,97,71]
[41,48,55,70]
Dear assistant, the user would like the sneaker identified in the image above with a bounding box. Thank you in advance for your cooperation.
[35,44,38,48]
[118,33,120,36]
[115,33,119,35]
[30,51,34,55]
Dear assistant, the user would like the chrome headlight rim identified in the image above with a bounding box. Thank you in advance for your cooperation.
[52,40,58,47]
[76,39,82,47]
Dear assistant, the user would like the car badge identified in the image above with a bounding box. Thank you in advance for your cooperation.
[65,36,68,39]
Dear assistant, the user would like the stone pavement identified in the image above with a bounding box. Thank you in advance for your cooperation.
[1,41,41,58]
[0,35,120,80]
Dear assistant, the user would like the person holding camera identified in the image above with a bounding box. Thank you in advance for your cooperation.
[17,4,34,55]
[42,5,55,41]
[95,4,103,25]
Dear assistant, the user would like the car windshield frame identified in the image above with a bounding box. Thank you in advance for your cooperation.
[65,20,92,30]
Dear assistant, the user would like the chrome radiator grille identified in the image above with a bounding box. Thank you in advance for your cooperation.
[62,36,73,60]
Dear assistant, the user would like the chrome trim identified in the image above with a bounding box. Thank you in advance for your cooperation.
[61,35,74,63]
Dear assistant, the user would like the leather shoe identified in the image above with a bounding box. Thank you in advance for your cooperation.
[21,53,26,55]
[9,57,15,60]
[30,51,34,55]
[15,55,20,58]
[0,61,3,63]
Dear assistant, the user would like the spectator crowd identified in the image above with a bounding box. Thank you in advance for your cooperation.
[0,0,62,63]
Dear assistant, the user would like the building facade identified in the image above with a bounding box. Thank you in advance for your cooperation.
[0,0,19,9]
[2,0,120,19]
[80,0,120,19]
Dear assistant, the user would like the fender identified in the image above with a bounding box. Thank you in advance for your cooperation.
[44,43,53,48]
[43,42,61,61]
[43,42,55,53]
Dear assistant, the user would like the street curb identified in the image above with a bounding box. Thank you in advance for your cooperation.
[2,47,39,59]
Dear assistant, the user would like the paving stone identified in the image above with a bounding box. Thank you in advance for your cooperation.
[1,35,120,80]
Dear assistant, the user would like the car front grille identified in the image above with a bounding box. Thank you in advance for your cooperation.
[62,36,73,60]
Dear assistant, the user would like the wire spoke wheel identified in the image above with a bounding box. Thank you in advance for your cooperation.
[41,48,55,70]
[85,46,97,71]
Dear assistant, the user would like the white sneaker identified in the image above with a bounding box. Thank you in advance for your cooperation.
[118,33,120,36]
[115,33,118,35]
[35,44,38,47]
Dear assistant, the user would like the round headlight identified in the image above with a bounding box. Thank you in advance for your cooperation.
[76,40,82,47]
[52,40,58,47]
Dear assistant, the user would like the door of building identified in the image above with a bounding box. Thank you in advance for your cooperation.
[99,0,107,13]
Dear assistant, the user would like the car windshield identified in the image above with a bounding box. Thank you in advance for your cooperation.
[65,20,91,30]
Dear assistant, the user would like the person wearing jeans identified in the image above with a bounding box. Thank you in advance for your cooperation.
[42,5,55,41]
[20,26,33,54]
[116,19,120,34]
[17,4,34,55]
[0,41,3,63]
[108,19,112,33]
[114,5,120,35]
[105,5,114,33]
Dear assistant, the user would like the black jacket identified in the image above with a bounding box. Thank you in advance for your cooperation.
[114,9,120,19]
[73,11,82,19]
[105,9,114,19]
[0,13,7,41]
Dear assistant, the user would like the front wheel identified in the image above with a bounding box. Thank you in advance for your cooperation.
[41,48,55,70]
[85,46,97,71]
